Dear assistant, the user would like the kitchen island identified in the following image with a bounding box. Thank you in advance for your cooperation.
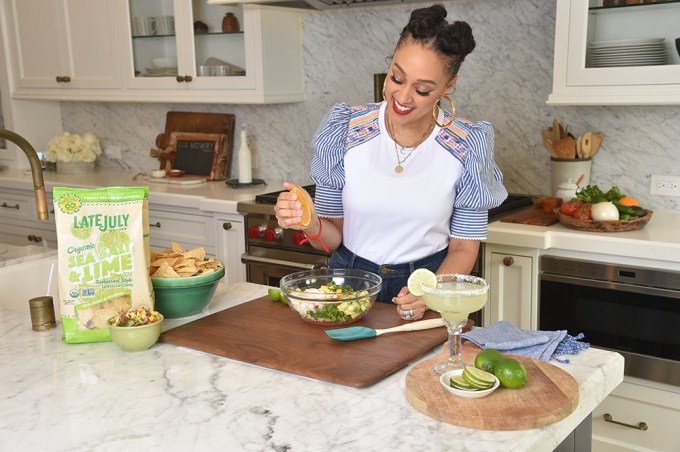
[1,281,623,452]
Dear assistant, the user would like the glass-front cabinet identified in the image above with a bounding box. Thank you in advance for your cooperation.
[2,0,303,104]
[549,0,680,105]
[125,0,252,91]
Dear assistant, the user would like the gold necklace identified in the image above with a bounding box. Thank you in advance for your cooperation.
[385,113,435,173]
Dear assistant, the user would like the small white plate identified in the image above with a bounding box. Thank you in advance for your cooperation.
[439,369,500,398]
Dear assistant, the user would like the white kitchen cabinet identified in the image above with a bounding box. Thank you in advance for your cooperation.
[3,0,124,92]
[549,0,680,105]
[214,213,245,284]
[3,0,304,104]
[592,378,680,452]
[0,188,57,248]
[148,204,216,256]
[483,244,539,330]
[122,1,304,103]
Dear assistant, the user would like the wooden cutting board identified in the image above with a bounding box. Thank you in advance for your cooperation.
[405,343,579,430]
[160,296,449,388]
[500,206,559,226]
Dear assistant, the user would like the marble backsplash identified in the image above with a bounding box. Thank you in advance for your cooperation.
[60,0,680,210]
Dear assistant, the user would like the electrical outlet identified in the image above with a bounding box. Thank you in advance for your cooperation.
[650,175,680,197]
[104,145,122,160]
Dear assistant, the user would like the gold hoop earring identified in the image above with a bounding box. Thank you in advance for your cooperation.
[432,95,455,128]
[382,77,387,102]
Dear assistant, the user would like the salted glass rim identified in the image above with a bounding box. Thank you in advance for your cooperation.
[420,273,489,296]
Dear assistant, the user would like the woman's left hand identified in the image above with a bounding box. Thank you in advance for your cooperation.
[392,287,426,321]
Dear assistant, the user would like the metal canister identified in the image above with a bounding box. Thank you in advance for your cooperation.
[28,296,56,331]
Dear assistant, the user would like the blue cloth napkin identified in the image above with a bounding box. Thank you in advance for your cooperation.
[461,321,590,363]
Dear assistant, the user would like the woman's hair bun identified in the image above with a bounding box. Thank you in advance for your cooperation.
[398,4,476,77]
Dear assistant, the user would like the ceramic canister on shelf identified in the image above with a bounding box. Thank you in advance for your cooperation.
[550,157,591,197]
[222,13,239,32]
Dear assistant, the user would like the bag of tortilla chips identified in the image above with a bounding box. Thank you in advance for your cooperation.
[53,186,153,343]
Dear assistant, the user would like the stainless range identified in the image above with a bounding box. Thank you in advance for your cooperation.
[237,186,533,290]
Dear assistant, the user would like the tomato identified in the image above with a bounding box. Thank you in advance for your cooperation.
[572,204,592,220]
[559,200,584,216]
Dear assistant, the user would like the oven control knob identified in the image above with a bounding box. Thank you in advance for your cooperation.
[264,227,282,241]
[248,225,265,239]
[293,231,307,246]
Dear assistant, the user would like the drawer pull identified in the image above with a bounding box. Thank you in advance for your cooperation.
[28,234,43,243]
[223,222,232,230]
[1,202,20,209]
[603,413,648,431]
[503,256,514,266]
[149,222,161,228]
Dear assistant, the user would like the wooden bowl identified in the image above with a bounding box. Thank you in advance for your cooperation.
[168,169,186,178]
[557,209,653,232]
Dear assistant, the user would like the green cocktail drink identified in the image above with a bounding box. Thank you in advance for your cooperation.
[421,274,489,374]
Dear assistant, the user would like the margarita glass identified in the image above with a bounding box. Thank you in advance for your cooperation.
[420,274,489,374]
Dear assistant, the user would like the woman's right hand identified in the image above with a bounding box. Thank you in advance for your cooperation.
[274,182,316,230]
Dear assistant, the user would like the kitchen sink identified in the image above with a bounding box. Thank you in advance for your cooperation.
[0,252,58,316]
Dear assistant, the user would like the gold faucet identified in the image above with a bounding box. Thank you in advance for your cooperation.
[0,129,48,220]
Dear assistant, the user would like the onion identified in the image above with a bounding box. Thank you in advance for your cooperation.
[591,201,619,221]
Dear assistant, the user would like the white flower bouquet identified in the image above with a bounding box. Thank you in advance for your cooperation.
[45,132,102,163]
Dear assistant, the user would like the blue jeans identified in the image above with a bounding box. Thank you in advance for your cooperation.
[328,244,448,303]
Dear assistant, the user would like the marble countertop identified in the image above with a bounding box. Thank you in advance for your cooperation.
[487,209,680,266]
[0,168,291,214]
[1,281,624,452]
[0,243,57,268]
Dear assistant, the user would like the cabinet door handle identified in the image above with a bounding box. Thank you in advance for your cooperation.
[56,76,71,83]
[56,76,64,82]
[223,222,232,230]
[149,222,161,228]
[27,234,43,243]
[1,202,20,209]
[63,76,71,82]
[184,75,193,82]
[503,256,514,266]
[176,75,185,82]
[603,413,648,431]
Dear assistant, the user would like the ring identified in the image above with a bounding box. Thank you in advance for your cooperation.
[403,309,414,318]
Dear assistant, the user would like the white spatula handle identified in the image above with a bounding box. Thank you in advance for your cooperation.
[375,318,444,336]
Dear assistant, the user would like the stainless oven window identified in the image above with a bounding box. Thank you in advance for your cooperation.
[539,256,680,386]
[243,245,328,286]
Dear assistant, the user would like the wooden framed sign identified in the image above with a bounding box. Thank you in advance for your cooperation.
[167,132,231,181]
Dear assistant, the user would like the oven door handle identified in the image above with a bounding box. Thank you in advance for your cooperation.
[241,253,328,271]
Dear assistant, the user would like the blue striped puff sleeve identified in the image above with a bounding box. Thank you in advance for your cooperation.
[309,103,350,217]
[451,121,508,240]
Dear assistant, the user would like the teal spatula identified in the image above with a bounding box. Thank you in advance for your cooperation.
[325,318,444,341]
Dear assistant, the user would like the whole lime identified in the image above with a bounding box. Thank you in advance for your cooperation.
[268,288,281,301]
[474,348,504,373]
[493,358,528,389]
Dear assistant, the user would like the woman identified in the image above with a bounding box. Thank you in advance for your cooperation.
[274,4,507,321]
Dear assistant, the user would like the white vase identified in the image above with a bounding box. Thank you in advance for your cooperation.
[57,161,95,174]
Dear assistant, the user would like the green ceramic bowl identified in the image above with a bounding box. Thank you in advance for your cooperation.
[108,315,164,352]
[151,266,225,318]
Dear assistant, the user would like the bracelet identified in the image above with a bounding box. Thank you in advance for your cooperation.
[301,218,330,253]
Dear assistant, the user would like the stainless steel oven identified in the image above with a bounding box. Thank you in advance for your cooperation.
[540,255,680,387]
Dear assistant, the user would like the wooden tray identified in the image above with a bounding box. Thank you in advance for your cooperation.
[500,206,559,226]
[405,343,579,430]
[160,296,449,388]
[557,209,653,232]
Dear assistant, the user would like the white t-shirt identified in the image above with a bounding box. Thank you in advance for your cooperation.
[310,102,507,265]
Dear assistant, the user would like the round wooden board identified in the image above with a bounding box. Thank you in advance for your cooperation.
[405,344,579,431]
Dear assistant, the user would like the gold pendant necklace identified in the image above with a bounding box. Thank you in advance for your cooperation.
[386,112,434,174]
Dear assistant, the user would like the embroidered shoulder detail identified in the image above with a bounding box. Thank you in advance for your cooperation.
[435,117,473,163]
[345,104,381,150]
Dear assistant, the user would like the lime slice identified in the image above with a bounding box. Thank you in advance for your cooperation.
[71,226,92,240]
[463,365,496,389]
[96,230,132,259]
[268,288,281,301]
[407,268,438,297]
[449,375,476,391]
